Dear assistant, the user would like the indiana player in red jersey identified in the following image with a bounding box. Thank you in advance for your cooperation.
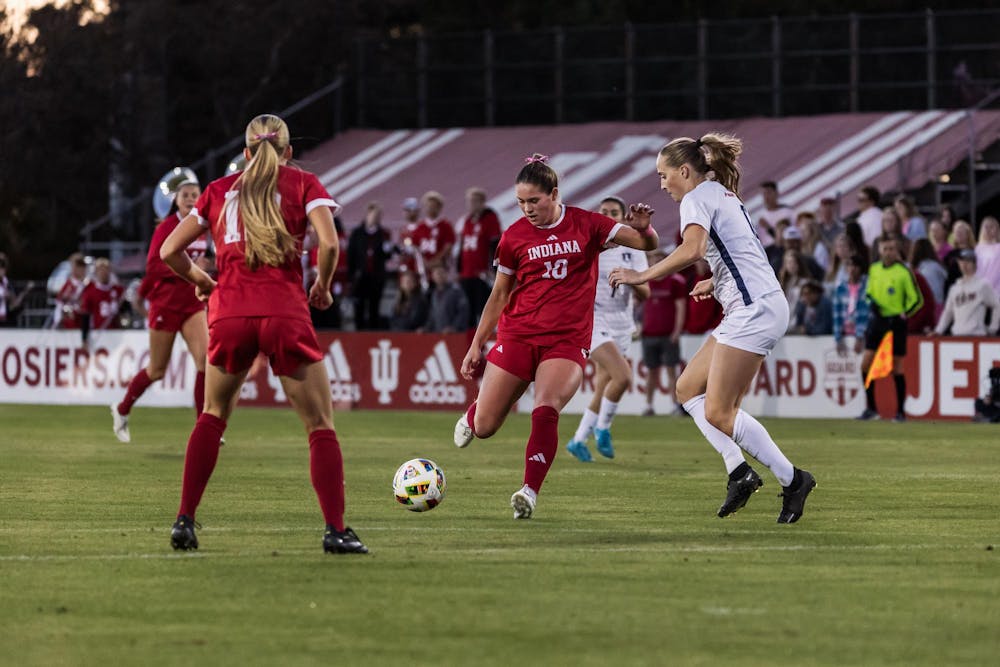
[110,180,209,443]
[454,187,502,327]
[159,114,367,554]
[77,258,124,345]
[453,155,659,519]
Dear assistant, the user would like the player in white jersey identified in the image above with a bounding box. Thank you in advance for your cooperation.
[609,133,816,524]
[566,197,650,462]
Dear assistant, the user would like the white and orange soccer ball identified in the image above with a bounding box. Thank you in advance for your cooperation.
[392,458,446,512]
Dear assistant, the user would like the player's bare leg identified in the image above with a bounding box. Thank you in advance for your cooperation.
[180,310,208,417]
[589,343,631,458]
[567,363,609,462]
[455,361,529,447]
[112,329,177,443]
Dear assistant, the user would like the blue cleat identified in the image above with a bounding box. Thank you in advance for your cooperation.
[594,428,614,458]
[566,439,593,462]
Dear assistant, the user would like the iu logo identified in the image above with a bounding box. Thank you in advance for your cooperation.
[370,339,401,405]
[823,348,861,406]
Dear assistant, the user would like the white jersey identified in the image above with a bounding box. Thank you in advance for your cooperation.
[593,244,649,333]
[680,181,782,313]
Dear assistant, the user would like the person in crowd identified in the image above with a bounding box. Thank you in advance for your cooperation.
[755,181,794,250]
[0,252,34,327]
[832,254,871,356]
[347,202,392,330]
[158,113,367,555]
[906,269,936,335]
[872,207,911,261]
[779,249,813,312]
[797,211,830,271]
[303,219,345,330]
[112,179,208,443]
[765,218,792,267]
[397,197,422,276]
[454,187,502,328]
[609,133,815,524]
[816,196,845,250]
[928,218,953,263]
[934,249,1000,336]
[78,258,124,346]
[937,204,956,233]
[858,234,922,422]
[684,258,723,335]
[389,270,429,331]
[453,154,658,520]
[790,280,833,336]
[412,190,456,270]
[566,196,651,461]
[909,238,947,316]
[771,225,823,280]
[639,247,687,417]
[824,223,868,289]
[856,185,883,247]
[943,220,977,296]
[975,215,1000,297]
[54,252,88,329]
[894,195,927,241]
[423,265,469,334]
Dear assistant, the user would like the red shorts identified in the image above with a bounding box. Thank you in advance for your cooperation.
[486,337,589,382]
[208,316,323,376]
[148,303,205,333]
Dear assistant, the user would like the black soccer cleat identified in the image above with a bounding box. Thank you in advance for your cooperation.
[170,515,199,551]
[717,467,764,517]
[777,469,817,524]
[323,526,369,554]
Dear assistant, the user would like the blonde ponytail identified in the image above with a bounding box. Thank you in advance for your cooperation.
[659,132,744,197]
[223,114,298,269]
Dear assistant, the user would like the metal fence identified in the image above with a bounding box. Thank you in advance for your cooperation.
[354,9,1000,128]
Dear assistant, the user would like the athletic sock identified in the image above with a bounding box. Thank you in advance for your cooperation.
[573,408,598,443]
[728,461,751,482]
[177,413,227,519]
[118,369,153,416]
[308,429,346,531]
[523,406,559,493]
[194,371,205,417]
[893,374,906,414]
[465,402,479,438]
[864,371,876,411]
[595,397,619,430]
[731,410,795,487]
[682,394,746,474]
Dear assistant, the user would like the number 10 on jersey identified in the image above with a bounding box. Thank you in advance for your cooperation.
[542,259,567,280]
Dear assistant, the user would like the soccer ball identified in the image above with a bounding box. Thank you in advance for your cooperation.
[392,458,446,512]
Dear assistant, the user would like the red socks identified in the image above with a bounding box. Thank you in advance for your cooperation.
[523,406,559,493]
[308,429,346,531]
[177,413,226,519]
[194,371,205,417]
[465,402,479,437]
[118,369,153,416]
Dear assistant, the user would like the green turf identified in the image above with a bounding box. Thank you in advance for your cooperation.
[1,405,998,666]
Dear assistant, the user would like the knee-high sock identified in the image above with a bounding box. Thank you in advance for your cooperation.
[596,397,619,430]
[118,369,153,416]
[177,413,226,518]
[573,408,598,443]
[309,429,346,531]
[194,371,206,417]
[893,373,906,414]
[682,394,746,474]
[732,410,794,487]
[465,402,479,438]
[523,406,559,493]
[864,371,876,411]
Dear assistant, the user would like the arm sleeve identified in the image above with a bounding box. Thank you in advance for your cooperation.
[495,231,516,276]
[903,266,924,316]
[304,173,340,216]
[679,191,712,234]
[832,291,844,341]
[984,283,1000,334]
[191,189,213,228]
[934,292,954,335]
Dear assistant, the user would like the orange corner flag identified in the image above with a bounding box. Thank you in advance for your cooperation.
[864,331,894,389]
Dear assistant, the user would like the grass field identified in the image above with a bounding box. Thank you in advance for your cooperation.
[2,404,998,666]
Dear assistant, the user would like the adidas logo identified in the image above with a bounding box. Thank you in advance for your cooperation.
[495,344,503,353]
[325,340,361,402]
[528,453,547,464]
[410,341,467,404]
[546,234,558,241]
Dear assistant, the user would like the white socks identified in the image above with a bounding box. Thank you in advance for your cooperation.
[682,395,746,474]
[732,410,795,487]
[573,408,598,443]
[596,397,619,430]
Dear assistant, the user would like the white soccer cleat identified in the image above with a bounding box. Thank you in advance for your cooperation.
[510,485,537,520]
[454,413,474,448]
[111,404,131,443]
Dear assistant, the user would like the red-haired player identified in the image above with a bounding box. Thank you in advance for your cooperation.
[453,155,659,519]
[111,180,208,443]
[160,114,366,554]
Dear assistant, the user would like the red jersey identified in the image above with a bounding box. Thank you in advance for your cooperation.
[495,206,621,349]
[456,209,502,279]
[411,218,456,268]
[56,276,86,328]
[79,281,124,330]
[138,213,207,313]
[398,222,420,274]
[684,273,724,334]
[642,274,688,336]
[192,165,339,323]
